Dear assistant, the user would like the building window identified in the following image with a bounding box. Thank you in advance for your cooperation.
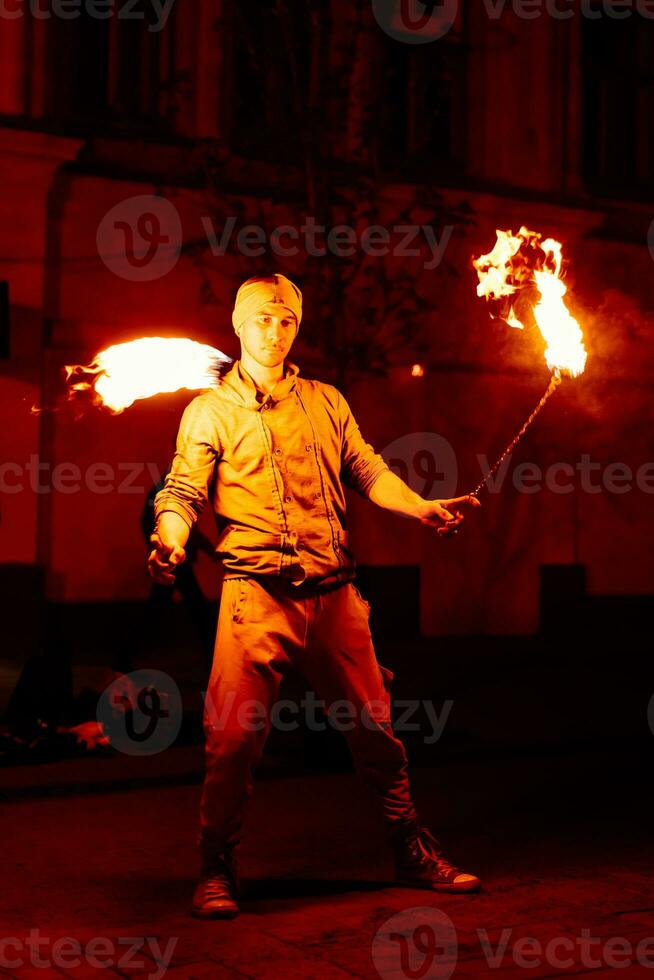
[45,1,176,132]
[375,28,467,176]
[48,13,111,123]
[582,12,654,198]
[228,0,315,162]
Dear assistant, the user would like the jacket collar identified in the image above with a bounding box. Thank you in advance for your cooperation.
[234,359,300,406]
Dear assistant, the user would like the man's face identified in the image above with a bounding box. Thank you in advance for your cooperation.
[237,302,298,368]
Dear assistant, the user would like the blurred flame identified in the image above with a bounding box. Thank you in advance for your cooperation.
[65,338,233,414]
[473,226,587,377]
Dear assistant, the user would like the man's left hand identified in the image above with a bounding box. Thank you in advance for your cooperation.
[418,495,481,537]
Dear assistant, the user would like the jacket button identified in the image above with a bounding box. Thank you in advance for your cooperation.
[314,492,322,500]
[305,445,311,452]
[274,448,282,456]
[285,496,292,503]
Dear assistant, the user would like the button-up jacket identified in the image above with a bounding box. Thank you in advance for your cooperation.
[154,360,390,588]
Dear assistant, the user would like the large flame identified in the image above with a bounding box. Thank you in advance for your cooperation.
[473,226,587,377]
[65,338,233,413]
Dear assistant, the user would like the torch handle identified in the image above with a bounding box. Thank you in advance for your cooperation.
[469,374,562,498]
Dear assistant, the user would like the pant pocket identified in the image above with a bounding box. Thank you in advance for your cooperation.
[378,664,395,692]
[351,583,371,616]
[230,577,250,624]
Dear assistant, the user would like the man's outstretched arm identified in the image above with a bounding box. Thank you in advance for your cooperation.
[337,390,480,535]
[368,470,481,536]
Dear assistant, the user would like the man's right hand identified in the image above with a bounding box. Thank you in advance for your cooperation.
[147,532,187,585]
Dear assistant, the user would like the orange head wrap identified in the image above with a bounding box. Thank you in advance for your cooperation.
[232,274,303,332]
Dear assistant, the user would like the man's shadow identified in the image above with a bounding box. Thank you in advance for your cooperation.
[133,468,217,671]
[239,876,391,903]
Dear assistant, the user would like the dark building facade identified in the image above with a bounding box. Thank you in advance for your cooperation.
[0,0,652,640]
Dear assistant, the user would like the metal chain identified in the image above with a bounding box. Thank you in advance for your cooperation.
[470,374,562,498]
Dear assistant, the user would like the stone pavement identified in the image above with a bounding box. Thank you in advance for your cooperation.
[2,749,653,978]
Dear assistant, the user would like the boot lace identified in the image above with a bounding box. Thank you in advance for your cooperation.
[406,825,461,877]
[202,874,233,899]
[201,853,237,892]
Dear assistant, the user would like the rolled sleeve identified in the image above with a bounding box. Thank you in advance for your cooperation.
[154,394,220,530]
[338,391,390,499]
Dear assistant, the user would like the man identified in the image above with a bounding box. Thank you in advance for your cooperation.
[149,274,481,919]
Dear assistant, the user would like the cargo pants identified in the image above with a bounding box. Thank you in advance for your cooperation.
[199,576,418,855]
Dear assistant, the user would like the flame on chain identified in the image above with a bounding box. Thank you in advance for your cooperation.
[65,338,233,414]
[473,226,587,377]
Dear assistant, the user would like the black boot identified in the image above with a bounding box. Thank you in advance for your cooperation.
[191,847,239,919]
[392,822,480,893]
